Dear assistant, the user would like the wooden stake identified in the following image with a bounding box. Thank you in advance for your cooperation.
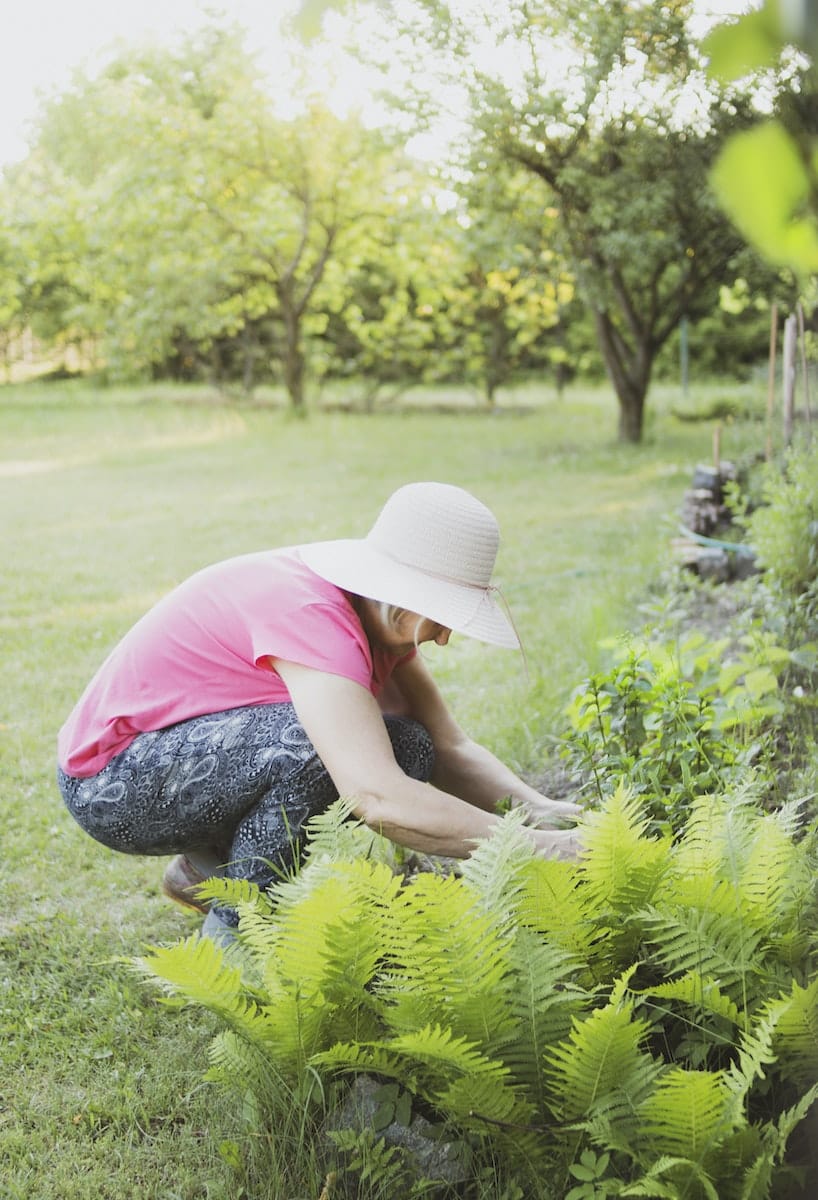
[797,301,812,431]
[766,302,778,460]
[783,312,797,449]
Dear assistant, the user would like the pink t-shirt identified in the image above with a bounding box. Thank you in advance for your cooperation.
[58,548,411,777]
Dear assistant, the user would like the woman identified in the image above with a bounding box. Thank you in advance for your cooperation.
[57,481,581,941]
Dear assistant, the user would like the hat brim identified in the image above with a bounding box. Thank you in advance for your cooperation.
[299,540,519,649]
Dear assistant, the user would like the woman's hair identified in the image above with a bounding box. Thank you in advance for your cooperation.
[378,601,403,628]
[378,601,425,648]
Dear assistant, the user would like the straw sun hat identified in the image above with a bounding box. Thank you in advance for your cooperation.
[299,482,519,649]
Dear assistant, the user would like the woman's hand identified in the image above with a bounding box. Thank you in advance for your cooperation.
[531,826,584,862]
[516,792,583,829]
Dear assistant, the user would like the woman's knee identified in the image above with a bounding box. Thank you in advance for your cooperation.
[383,716,435,781]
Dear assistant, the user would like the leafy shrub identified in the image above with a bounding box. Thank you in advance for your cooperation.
[731,440,818,637]
[560,626,793,831]
[137,791,818,1199]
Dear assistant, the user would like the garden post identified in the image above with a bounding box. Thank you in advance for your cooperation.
[766,302,778,460]
[782,312,797,449]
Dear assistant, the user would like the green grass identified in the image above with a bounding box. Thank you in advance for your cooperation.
[0,377,771,1198]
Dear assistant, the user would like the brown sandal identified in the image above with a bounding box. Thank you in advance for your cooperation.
[162,854,212,914]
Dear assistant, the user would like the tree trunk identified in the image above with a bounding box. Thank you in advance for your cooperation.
[280,300,306,412]
[593,310,651,444]
[241,322,256,395]
[616,385,646,443]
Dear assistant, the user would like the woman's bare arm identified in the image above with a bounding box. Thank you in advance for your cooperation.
[271,658,580,860]
[391,653,581,825]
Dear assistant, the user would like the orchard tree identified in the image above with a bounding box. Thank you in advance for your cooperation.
[0,212,24,377]
[28,26,402,408]
[1,155,104,374]
[371,0,769,441]
[318,169,583,407]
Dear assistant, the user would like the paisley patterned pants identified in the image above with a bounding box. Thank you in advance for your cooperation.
[57,703,434,923]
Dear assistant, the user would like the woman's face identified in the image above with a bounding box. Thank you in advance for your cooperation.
[360,600,451,656]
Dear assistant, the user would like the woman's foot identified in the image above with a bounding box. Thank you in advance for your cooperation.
[162,854,212,913]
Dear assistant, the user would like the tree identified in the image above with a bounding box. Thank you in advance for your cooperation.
[378,0,772,441]
[25,26,402,408]
[316,172,583,408]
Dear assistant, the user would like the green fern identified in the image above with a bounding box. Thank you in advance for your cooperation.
[637,904,765,1010]
[723,1000,784,1117]
[384,1024,534,1132]
[134,785,818,1197]
[619,1154,722,1199]
[135,933,275,1051]
[457,806,537,923]
[772,974,818,1085]
[498,930,588,1112]
[637,1067,733,1163]
[637,971,742,1029]
[194,874,272,912]
[374,869,518,1049]
[516,856,601,963]
[578,783,672,917]
[545,981,661,1126]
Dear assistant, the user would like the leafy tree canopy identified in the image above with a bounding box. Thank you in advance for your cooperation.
[362,0,782,441]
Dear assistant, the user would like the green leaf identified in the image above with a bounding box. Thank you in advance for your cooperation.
[569,1163,598,1181]
[710,121,818,274]
[742,665,780,698]
[704,8,784,82]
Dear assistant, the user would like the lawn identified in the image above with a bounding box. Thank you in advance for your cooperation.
[0,378,772,1199]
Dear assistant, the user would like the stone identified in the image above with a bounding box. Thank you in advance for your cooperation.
[321,1074,468,1193]
[696,547,730,583]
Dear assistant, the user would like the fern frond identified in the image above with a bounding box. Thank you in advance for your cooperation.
[736,811,812,931]
[637,971,742,1028]
[135,933,271,1048]
[312,1040,414,1088]
[195,875,271,911]
[302,796,392,864]
[272,859,402,995]
[233,901,280,966]
[774,1080,818,1162]
[638,904,765,1008]
[578,783,671,915]
[458,807,536,923]
[723,1000,785,1116]
[499,930,587,1111]
[637,1067,733,1162]
[772,974,818,1086]
[517,856,604,964]
[206,1028,291,1105]
[620,1154,720,1200]
[545,989,660,1124]
[383,1023,535,1132]
[319,1023,527,1130]
[375,871,517,1048]
[669,795,743,883]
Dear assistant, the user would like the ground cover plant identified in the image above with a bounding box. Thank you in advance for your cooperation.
[0,376,806,1199]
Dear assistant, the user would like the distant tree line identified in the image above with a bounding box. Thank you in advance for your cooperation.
[0,2,808,440]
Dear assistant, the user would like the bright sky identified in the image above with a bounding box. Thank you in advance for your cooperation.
[0,0,756,170]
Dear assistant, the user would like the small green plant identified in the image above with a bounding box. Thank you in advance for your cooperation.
[733,440,818,640]
[561,626,793,829]
[565,1150,616,1200]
